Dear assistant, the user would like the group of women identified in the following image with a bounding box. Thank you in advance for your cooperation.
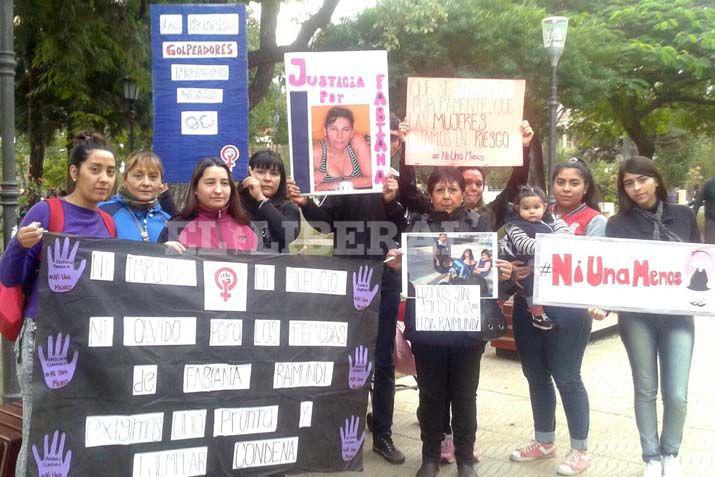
[0,124,701,477]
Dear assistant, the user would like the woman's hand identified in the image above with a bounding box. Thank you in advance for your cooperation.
[164,241,186,254]
[587,306,618,321]
[385,248,402,271]
[286,178,308,206]
[398,120,410,141]
[510,260,533,282]
[241,175,266,201]
[17,222,45,249]
[382,174,398,204]
[521,120,534,147]
[495,259,512,281]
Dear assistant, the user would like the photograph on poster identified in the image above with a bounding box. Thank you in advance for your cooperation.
[401,232,498,299]
[285,50,389,196]
[311,104,373,192]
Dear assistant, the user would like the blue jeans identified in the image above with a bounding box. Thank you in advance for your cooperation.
[512,297,592,450]
[618,312,694,462]
[452,259,469,279]
[14,318,36,477]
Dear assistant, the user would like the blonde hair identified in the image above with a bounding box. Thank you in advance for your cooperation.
[122,151,164,186]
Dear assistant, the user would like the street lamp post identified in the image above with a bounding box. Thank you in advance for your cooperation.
[541,16,569,194]
[122,78,140,152]
[0,0,20,402]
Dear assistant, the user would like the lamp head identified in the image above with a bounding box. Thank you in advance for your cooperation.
[542,16,569,66]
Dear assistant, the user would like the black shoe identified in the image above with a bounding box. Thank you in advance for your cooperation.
[416,460,440,477]
[457,463,477,477]
[366,412,374,433]
[373,435,406,464]
[532,313,557,331]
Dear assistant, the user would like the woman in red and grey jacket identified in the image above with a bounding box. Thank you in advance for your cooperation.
[509,158,605,476]
[159,158,258,252]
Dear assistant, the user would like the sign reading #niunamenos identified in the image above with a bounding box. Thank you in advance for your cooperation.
[534,234,714,316]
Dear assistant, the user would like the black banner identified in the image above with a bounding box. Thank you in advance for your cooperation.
[27,235,381,476]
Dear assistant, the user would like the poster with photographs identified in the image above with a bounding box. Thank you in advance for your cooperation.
[285,51,390,196]
[401,232,499,299]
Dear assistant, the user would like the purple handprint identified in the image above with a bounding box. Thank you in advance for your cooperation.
[47,237,86,292]
[352,265,379,310]
[38,333,78,389]
[32,430,72,477]
[340,415,366,462]
[348,345,372,389]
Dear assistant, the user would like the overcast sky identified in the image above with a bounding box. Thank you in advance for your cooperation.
[249,0,376,45]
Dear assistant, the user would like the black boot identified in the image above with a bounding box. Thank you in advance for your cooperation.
[416,460,440,477]
[373,435,406,464]
[457,462,477,477]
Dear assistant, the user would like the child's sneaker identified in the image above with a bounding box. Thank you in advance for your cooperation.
[532,313,557,331]
[556,449,590,475]
[440,434,455,464]
[510,441,556,462]
[473,442,480,462]
[662,455,683,477]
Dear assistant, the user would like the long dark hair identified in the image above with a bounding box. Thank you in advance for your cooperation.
[179,157,249,224]
[552,158,602,211]
[616,156,668,214]
[248,149,287,201]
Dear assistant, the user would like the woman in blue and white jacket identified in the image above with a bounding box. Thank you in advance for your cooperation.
[100,151,173,242]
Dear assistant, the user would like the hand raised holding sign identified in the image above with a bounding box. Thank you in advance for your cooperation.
[348,345,372,389]
[352,265,379,310]
[32,430,72,477]
[47,237,86,292]
[38,332,78,389]
[340,415,366,462]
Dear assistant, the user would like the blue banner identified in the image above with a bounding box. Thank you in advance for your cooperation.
[151,4,248,183]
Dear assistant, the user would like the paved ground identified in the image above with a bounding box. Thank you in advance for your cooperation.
[304,316,715,477]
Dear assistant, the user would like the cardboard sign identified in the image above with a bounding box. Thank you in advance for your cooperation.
[405,77,525,167]
[285,51,390,196]
[534,234,715,316]
[151,4,249,183]
[28,235,382,476]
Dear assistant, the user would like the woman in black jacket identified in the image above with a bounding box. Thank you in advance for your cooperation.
[401,167,512,477]
[590,156,700,477]
[240,150,300,252]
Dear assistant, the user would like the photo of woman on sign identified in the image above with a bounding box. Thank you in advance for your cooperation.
[312,105,372,192]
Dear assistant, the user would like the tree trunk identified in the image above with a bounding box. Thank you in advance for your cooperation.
[612,95,655,158]
[622,120,655,158]
[27,70,46,182]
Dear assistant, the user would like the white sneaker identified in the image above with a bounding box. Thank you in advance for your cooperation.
[663,455,684,477]
[643,459,662,477]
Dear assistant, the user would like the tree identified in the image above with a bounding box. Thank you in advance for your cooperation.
[14,0,149,181]
[563,1,715,157]
[16,0,341,183]
[316,0,715,189]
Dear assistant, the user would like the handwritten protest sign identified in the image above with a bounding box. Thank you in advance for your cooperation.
[534,234,715,316]
[151,4,248,182]
[405,77,525,167]
[285,51,390,196]
[28,235,381,476]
